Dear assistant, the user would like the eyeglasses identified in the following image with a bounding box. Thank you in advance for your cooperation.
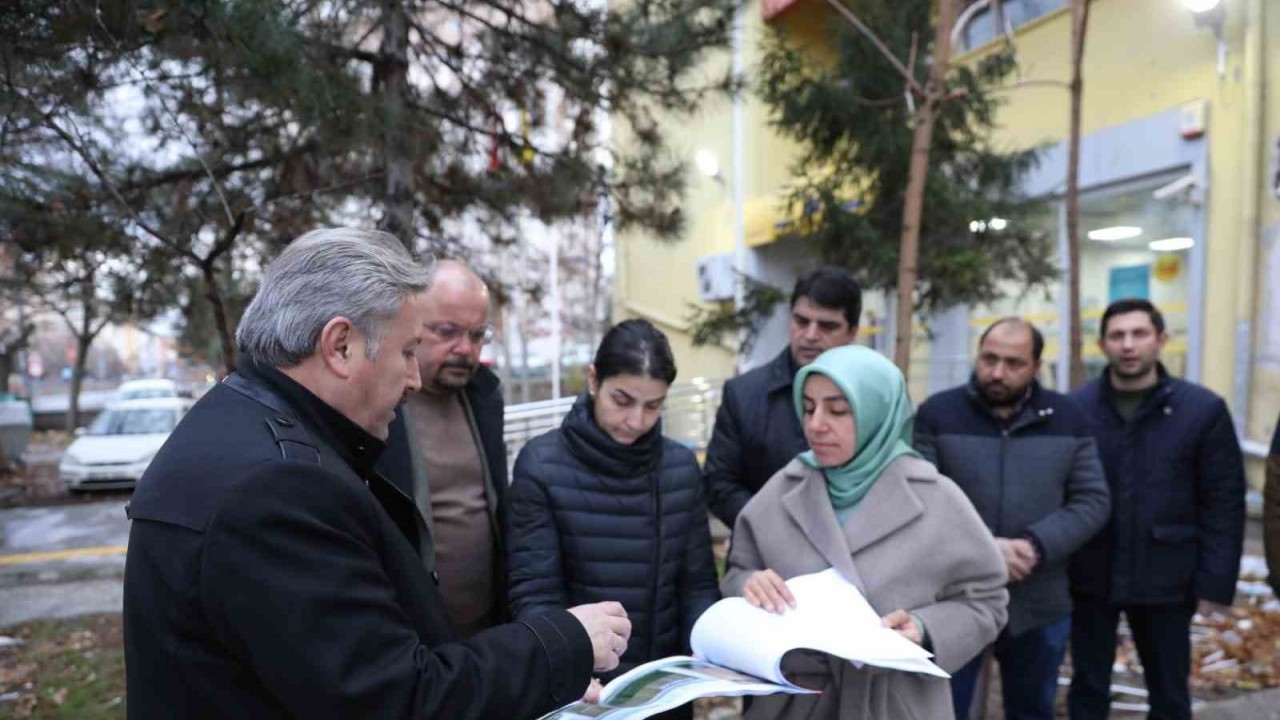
[426,322,494,346]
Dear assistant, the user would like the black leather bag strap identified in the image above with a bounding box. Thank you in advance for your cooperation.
[222,373,322,466]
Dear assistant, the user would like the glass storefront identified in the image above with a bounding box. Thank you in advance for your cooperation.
[965,169,1200,389]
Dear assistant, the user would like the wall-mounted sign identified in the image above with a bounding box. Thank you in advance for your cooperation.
[1153,254,1182,283]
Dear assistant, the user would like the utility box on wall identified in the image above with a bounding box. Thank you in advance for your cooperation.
[696,253,735,303]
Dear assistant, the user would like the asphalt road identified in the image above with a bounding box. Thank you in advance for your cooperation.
[0,499,129,628]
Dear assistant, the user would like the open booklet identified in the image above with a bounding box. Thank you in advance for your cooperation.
[537,568,948,720]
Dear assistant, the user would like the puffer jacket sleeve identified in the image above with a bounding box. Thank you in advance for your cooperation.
[1024,431,1110,566]
[912,401,940,466]
[507,446,569,619]
[1193,400,1246,605]
[678,454,721,649]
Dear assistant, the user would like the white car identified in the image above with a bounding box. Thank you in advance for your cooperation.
[60,398,191,491]
[116,378,185,401]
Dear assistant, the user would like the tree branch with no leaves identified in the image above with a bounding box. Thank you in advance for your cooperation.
[823,0,926,98]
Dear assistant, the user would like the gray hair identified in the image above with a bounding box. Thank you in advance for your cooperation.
[236,228,434,367]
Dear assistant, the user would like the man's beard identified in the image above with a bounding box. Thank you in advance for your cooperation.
[979,380,1024,408]
[432,361,476,391]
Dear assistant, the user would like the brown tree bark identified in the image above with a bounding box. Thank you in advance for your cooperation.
[894,0,958,378]
[1065,0,1091,389]
[202,261,237,377]
[380,0,414,249]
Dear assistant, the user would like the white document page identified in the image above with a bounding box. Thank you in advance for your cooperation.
[690,568,949,684]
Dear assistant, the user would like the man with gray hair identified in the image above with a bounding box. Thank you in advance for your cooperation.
[123,228,630,719]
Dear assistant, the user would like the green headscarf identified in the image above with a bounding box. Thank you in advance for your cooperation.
[793,345,921,520]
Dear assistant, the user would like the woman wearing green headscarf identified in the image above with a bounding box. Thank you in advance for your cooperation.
[722,345,1008,720]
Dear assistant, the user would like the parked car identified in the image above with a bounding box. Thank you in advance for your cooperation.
[116,378,187,401]
[59,398,191,491]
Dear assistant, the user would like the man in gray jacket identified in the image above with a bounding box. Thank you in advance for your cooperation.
[916,317,1110,720]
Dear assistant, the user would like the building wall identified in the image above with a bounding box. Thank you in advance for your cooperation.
[615,0,1280,462]
[963,0,1276,463]
[612,0,836,383]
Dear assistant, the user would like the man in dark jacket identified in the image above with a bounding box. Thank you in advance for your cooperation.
[377,259,510,638]
[916,318,1109,720]
[1069,298,1246,720]
[123,229,629,720]
[703,266,862,528]
[1265,414,1280,597]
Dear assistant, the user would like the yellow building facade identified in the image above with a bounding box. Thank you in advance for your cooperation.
[614,0,1279,480]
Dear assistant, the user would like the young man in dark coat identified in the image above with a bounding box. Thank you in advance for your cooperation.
[916,317,1109,720]
[377,260,511,638]
[702,266,862,529]
[1068,298,1246,720]
[123,229,629,720]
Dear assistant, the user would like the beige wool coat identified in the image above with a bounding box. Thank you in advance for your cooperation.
[722,455,1009,720]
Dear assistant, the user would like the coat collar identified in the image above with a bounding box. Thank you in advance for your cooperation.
[469,363,502,402]
[1100,362,1175,422]
[764,347,799,394]
[778,456,927,592]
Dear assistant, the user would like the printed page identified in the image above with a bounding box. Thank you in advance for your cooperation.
[691,568,948,682]
[536,656,814,720]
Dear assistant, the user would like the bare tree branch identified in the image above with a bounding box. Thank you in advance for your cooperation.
[824,0,926,97]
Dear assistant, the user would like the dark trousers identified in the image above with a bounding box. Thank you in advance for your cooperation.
[951,615,1071,720]
[1067,599,1194,720]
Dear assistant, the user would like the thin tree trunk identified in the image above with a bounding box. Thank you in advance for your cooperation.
[0,323,34,395]
[380,0,414,249]
[67,335,92,432]
[894,0,958,377]
[1065,0,1090,389]
[202,262,237,376]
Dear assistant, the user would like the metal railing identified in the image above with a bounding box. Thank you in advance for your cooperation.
[502,378,725,472]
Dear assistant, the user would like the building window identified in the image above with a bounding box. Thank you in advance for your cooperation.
[959,0,1068,53]
[965,169,1199,389]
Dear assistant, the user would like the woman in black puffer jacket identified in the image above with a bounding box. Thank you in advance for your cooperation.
[508,319,720,716]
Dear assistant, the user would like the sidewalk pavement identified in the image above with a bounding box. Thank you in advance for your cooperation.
[1196,688,1280,720]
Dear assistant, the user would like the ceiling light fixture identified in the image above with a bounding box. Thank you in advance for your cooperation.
[1181,0,1221,13]
[1087,226,1143,242]
[1149,236,1195,252]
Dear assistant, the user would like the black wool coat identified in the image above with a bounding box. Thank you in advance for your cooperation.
[124,362,591,720]
[507,393,721,679]
[1070,365,1246,606]
[702,348,808,529]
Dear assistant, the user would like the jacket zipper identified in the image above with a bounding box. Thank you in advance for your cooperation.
[994,410,1047,536]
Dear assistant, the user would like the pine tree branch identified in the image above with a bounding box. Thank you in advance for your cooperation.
[253,173,383,210]
[90,9,236,227]
[121,142,320,193]
[307,39,384,66]
[823,0,925,98]
[17,92,182,257]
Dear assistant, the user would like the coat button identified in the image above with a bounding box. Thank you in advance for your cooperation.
[431,571,440,585]
[274,416,294,427]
